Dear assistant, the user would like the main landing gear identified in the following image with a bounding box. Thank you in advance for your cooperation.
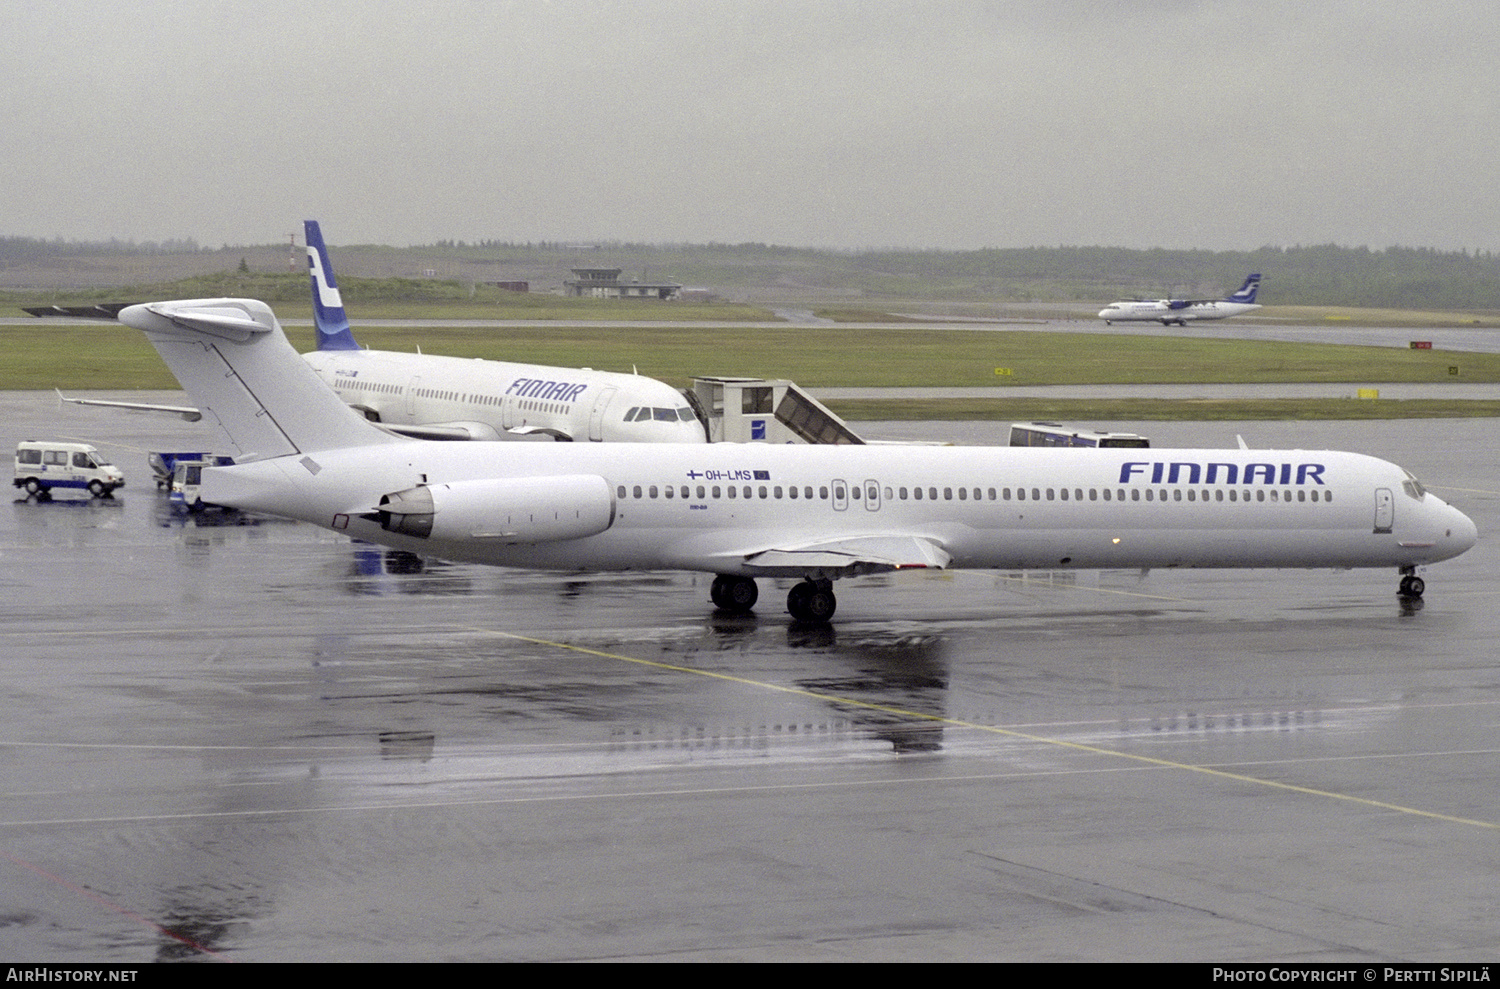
[710,574,758,612]
[1398,566,1425,599]
[709,575,838,623]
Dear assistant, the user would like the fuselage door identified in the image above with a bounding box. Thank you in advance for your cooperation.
[863,479,881,511]
[1374,487,1394,533]
[588,386,616,442]
[405,375,420,420]
[832,479,848,512]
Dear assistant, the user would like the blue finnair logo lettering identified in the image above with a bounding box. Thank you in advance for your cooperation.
[504,378,589,403]
[1118,461,1327,485]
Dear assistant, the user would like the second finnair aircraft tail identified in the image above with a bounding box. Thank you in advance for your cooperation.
[1226,273,1261,305]
[305,220,360,351]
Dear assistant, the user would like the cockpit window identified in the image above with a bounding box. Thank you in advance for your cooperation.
[625,406,697,425]
[1402,470,1426,500]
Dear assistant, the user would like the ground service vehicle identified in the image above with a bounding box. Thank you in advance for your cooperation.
[13,441,126,499]
[1009,423,1151,449]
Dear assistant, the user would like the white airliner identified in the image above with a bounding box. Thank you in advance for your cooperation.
[300,220,704,443]
[1099,273,1262,326]
[59,223,705,446]
[118,297,1475,623]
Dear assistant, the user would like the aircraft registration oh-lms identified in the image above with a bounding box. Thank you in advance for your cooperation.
[119,298,1476,624]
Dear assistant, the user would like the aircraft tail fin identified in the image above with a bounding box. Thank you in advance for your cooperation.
[304,220,360,351]
[1227,273,1261,304]
[119,298,400,461]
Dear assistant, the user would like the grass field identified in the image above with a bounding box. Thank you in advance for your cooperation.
[6,288,1499,419]
[5,321,1495,390]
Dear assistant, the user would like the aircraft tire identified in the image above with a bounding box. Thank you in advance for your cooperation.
[712,574,757,612]
[1399,575,1425,598]
[787,580,836,623]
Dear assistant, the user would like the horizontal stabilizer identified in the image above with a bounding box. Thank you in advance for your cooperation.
[25,303,138,319]
[55,389,202,422]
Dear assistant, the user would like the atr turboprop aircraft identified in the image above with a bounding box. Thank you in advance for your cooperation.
[58,222,705,445]
[118,297,1475,623]
[1098,273,1262,326]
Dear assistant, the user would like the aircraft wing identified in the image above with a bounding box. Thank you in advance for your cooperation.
[728,533,952,578]
[55,389,203,422]
[374,421,567,442]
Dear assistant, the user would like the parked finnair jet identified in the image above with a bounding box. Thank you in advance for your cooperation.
[299,220,704,443]
[1098,274,1262,326]
[119,298,1474,622]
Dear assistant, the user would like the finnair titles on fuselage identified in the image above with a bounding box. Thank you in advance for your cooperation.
[118,297,1476,624]
[1099,273,1262,326]
[300,220,703,444]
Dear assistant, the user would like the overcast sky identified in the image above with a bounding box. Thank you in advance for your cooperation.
[7,0,1497,252]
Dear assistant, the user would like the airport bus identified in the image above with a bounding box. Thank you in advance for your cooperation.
[1008,422,1150,449]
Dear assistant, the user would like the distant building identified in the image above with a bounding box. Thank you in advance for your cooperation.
[565,267,681,301]
[487,280,530,293]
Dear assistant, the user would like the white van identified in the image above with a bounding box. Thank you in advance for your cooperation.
[13,441,126,499]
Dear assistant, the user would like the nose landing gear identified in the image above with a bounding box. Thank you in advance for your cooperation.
[1398,566,1425,599]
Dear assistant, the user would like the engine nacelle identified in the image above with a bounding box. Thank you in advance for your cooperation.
[376,475,615,543]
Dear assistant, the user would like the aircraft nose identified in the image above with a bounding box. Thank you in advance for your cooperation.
[1451,504,1479,553]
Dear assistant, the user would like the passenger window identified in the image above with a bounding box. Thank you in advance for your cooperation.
[649,485,659,498]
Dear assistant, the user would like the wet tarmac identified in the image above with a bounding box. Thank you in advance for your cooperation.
[2,393,1498,962]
